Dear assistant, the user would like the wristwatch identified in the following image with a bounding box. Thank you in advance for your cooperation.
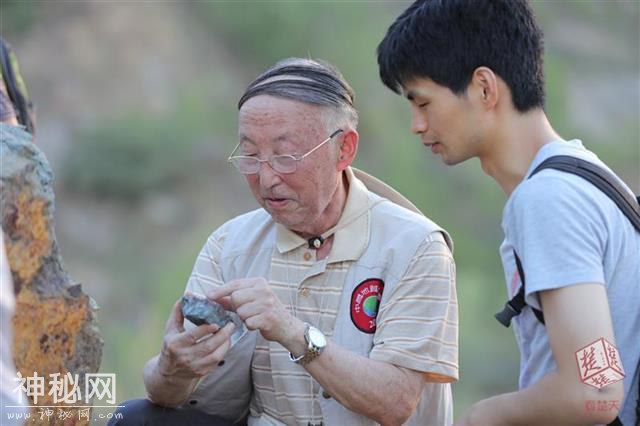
[289,323,327,366]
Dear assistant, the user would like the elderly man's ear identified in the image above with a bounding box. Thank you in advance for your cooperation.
[336,129,359,171]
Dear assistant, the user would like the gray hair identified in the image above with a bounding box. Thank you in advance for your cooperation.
[238,58,359,130]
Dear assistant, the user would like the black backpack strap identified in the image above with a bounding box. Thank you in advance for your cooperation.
[495,250,545,327]
[531,155,640,232]
[607,417,624,426]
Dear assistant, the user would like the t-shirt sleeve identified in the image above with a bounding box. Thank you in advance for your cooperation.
[369,232,459,381]
[508,174,607,310]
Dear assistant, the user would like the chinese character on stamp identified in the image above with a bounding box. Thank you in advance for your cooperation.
[585,400,620,412]
[575,338,625,389]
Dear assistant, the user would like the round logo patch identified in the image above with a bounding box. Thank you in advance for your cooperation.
[350,278,384,334]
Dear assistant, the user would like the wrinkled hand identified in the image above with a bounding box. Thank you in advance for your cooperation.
[207,277,302,347]
[157,298,236,380]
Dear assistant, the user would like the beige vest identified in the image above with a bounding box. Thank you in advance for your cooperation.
[186,168,454,426]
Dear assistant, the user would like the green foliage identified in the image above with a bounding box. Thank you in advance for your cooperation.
[0,1,36,35]
[63,100,207,200]
[544,54,569,132]
[100,232,208,403]
[198,3,312,65]
[193,2,403,72]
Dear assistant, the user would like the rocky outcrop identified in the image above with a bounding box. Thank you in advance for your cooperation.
[1,124,102,424]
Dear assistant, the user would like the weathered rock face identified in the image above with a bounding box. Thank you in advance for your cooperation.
[1,124,103,424]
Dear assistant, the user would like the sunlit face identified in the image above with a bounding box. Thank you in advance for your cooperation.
[237,95,342,234]
[403,78,484,166]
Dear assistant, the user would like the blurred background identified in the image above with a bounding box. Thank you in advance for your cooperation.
[2,0,638,422]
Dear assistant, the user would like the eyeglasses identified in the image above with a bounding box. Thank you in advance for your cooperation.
[227,129,343,175]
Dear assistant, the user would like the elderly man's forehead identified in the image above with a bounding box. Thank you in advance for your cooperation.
[238,96,326,140]
[239,94,325,120]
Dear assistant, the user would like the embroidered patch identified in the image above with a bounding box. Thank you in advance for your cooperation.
[350,278,384,333]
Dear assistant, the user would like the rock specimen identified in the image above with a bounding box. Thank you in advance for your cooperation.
[181,294,235,328]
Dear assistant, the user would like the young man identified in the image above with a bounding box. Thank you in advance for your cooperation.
[377,1,639,425]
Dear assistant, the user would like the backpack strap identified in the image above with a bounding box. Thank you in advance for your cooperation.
[495,250,545,327]
[607,417,624,426]
[531,156,640,232]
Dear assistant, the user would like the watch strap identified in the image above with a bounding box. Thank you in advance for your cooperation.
[289,323,324,365]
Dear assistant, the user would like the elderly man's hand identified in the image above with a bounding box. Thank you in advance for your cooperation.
[157,298,236,380]
[207,278,303,348]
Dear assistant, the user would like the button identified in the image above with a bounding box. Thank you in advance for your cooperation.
[303,252,312,261]
[189,400,198,405]
[300,288,310,297]
[322,390,331,399]
[218,360,225,366]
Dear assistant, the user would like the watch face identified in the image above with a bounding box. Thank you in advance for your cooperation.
[308,327,327,347]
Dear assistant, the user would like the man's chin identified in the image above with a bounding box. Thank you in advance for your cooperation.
[268,213,312,236]
[441,157,460,166]
[265,209,295,228]
[440,153,470,166]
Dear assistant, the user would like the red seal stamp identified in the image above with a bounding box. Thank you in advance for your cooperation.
[575,337,625,389]
[350,278,384,334]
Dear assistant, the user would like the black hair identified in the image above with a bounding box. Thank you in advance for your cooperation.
[377,0,545,112]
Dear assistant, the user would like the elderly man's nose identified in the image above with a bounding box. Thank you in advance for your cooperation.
[258,161,281,186]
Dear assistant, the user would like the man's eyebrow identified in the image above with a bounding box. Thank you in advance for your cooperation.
[405,90,416,101]
[275,130,300,142]
[239,134,254,144]
[238,132,294,145]
[405,88,429,102]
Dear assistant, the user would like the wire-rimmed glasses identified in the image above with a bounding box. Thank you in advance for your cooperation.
[227,129,343,175]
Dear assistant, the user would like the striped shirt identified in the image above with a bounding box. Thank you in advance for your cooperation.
[251,251,351,425]
[185,168,458,426]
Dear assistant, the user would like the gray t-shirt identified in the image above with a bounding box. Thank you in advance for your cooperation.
[500,139,640,424]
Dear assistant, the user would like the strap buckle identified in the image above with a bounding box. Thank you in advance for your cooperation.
[494,301,520,328]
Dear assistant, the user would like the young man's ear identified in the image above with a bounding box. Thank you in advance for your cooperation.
[471,67,499,109]
[337,129,358,171]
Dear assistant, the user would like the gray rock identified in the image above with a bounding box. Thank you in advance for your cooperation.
[182,294,235,328]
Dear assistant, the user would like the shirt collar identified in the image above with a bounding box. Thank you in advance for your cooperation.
[275,167,371,263]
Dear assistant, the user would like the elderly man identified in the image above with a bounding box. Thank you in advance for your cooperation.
[116,58,458,426]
